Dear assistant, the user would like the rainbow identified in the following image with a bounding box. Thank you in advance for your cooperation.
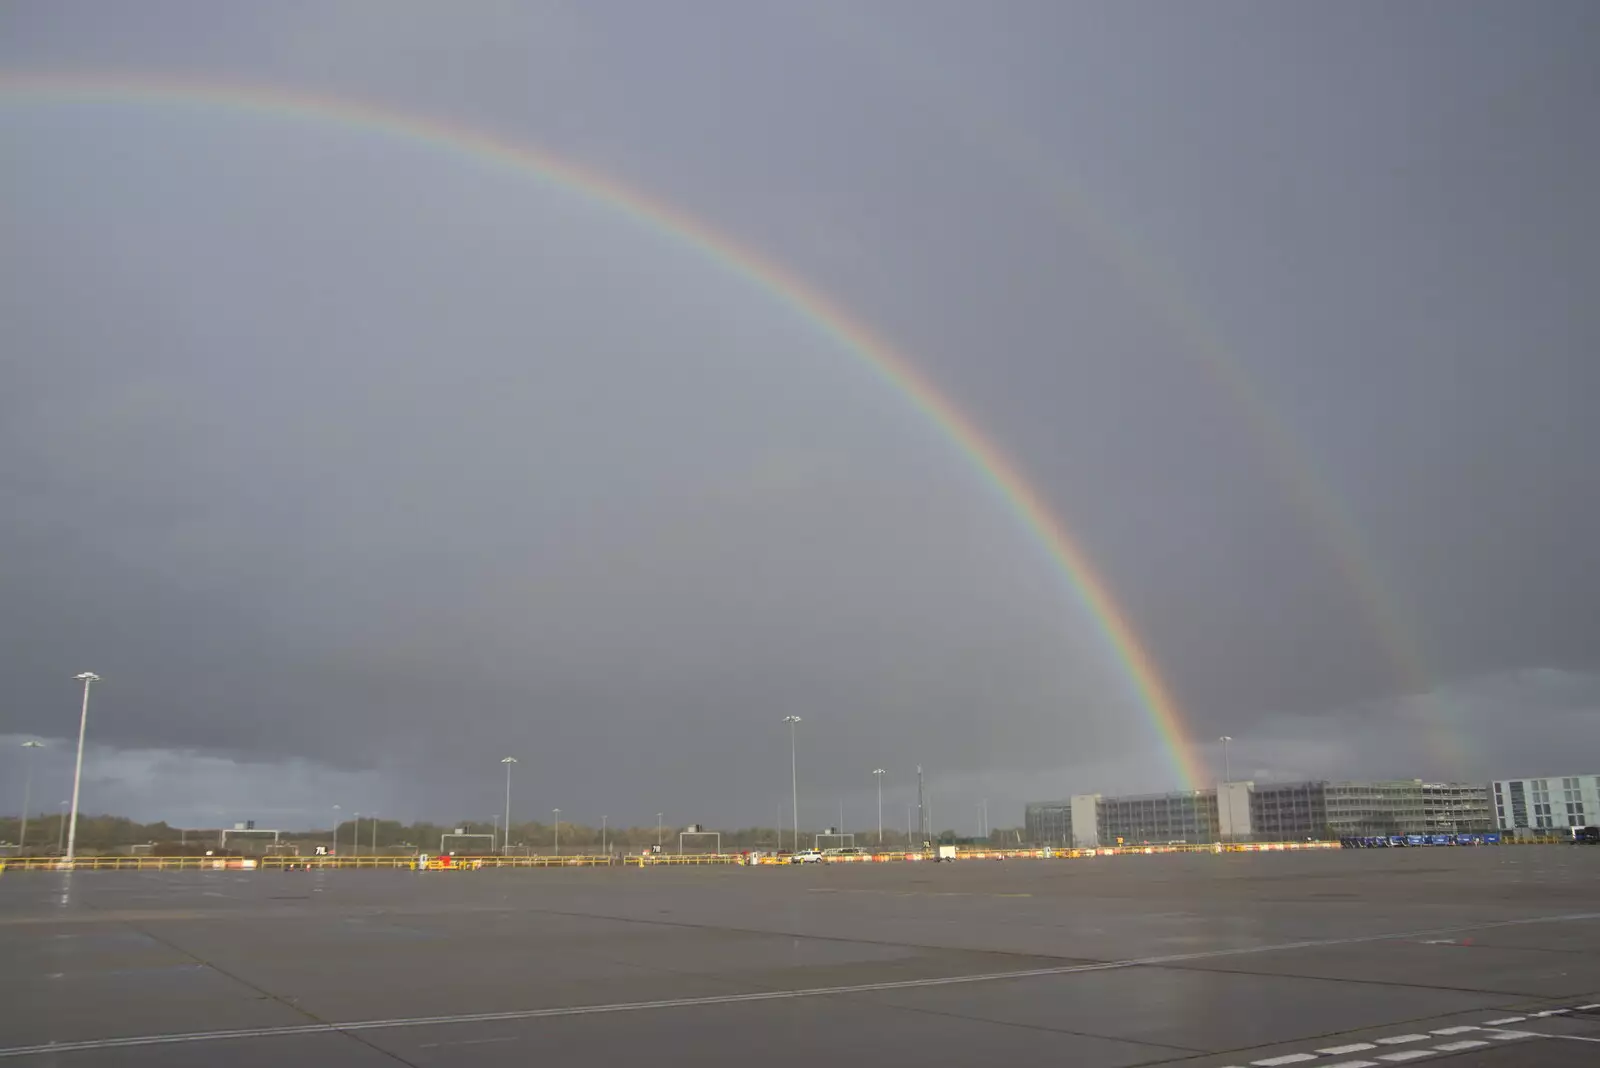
[803,11,1462,776]
[0,71,1205,789]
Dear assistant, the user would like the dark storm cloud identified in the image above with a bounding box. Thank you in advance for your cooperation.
[3,2,1597,828]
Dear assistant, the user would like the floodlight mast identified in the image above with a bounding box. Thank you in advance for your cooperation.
[872,769,887,847]
[65,673,101,863]
[783,716,802,851]
[500,757,518,855]
[18,741,44,850]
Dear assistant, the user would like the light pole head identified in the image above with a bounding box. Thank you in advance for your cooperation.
[1219,735,1233,744]
[22,740,45,749]
[501,756,518,765]
[76,672,101,683]
[872,768,886,776]
[783,715,801,725]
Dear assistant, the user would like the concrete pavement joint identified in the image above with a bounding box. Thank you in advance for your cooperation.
[3,914,1597,1062]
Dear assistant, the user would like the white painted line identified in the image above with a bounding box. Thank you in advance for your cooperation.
[1482,1016,1525,1025]
[1429,1026,1479,1035]
[1374,1052,1436,1063]
[1533,1008,1571,1016]
[1433,1040,1488,1051]
[1322,1062,1379,1068]
[1485,1029,1539,1040]
[1250,1056,1317,1066]
[1374,1033,1431,1044]
[3,910,1598,1060]
[1318,1043,1377,1055]
[418,1036,517,1048]
[1577,1003,1600,1010]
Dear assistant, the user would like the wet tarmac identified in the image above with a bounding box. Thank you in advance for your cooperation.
[2,847,1597,1065]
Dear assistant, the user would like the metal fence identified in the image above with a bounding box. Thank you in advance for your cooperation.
[2,837,1577,874]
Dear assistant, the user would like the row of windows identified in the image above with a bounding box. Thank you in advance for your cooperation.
[1496,777,1598,793]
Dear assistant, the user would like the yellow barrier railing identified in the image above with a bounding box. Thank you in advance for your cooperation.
[4,840,1572,872]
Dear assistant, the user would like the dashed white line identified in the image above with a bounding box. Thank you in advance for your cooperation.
[1374,1033,1431,1044]
[1577,1003,1600,1010]
[1317,1043,1377,1055]
[1373,1052,1435,1063]
[1433,1040,1488,1051]
[1533,1008,1571,1016]
[1482,1016,1525,1025]
[1429,1026,1479,1035]
[1250,1055,1318,1066]
[1322,1062,1379,1068]
[1484,1029,1539,1040]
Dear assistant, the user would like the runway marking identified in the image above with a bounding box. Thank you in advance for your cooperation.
[417,1037,517,1048]
[1320,1061,1379,1068]
[1372,1052,1433,1062]
[1482,1016,1525,1024]
[0,910,1597,1060]
[1433,1040,1488,1051]
[1373,1033,1430,1044]
[1317,1043,1376,1054]
[1250,1054,1317,1065]
[1533,1008,1571,1016]
[805,888,1033,899]
[1429,1026,1479,1035]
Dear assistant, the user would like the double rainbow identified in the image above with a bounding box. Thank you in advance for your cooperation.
[0,72,1204,789]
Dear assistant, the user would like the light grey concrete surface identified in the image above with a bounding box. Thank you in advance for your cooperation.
[1,848,1597,1065]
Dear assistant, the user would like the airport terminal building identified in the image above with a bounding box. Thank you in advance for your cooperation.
[1028,779,1492,847]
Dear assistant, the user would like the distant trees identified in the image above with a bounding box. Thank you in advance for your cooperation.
[1,813,917,855]
[0,813,177,854]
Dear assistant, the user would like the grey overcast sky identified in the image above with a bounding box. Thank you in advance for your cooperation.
[3,1,1597,831]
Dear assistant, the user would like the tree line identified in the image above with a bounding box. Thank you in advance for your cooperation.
[1,812,1015,855]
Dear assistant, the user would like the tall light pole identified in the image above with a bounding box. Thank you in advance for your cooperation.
[18,741,44,850]
[500,757,517,856]
[916,765,926,843]
[331,805,341,855]
[57,801,68,854]
[65,672,100,863]
[783,716,802,852]
[656,812,663,850]
[552,809,561,856]
[353,812,361,854]
[1219,735,1234,842]
[872,769,886,847]
[371,812,379,853]
[601,815,608,855]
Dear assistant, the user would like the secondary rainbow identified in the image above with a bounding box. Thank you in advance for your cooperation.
[0,70,1204,789]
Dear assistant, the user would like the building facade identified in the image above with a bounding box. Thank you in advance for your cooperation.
[1247,780,1327,840]
[1026,778,1492,844]
[1421,782,1492,833]
[1023,801,1073,846]
[1095,790,1220,845]
[1491,775,1600,831]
